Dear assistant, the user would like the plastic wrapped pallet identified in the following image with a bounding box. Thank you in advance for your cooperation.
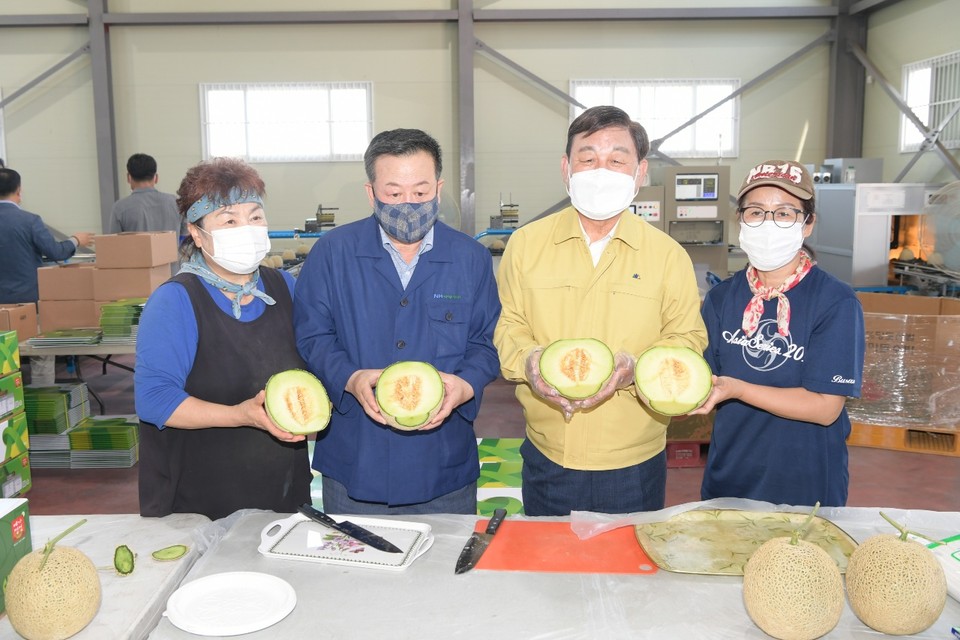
[846,294,960,429]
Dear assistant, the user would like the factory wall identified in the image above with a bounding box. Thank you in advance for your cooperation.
[0,0,957,239]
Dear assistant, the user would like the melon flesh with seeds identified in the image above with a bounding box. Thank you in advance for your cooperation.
[634,346,712,415]
[376,361,444,430]
[265,369,331,434]
[539,338,614,400]
[845,534,946,635]
[742,536,844,640]
[5,546,102,640]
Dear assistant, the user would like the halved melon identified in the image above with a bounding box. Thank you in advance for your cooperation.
[264,369,332,434]
[376,361,444,430]
[634,346,712,416]
[539,338,615,400]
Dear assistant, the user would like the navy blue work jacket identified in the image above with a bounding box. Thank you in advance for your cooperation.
[294,216,501,506]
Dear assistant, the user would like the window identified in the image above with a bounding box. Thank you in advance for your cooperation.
[570,79,740,159]
[200,82,373,162]
[901,50,960,152]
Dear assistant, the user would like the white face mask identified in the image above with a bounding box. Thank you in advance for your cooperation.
[567,168,639,221]
[201,225,271,274]
[738,221,804,271]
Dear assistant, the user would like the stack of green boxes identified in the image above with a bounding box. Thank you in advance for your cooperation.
[0,330,30,498]
[23,382,91,469]
[476,437,524,516]
[0,498,31,615]
[67,414,140,468]
[99,298,146,346]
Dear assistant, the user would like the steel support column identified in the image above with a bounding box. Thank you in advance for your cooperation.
[88,0,119,232]
[457,0,475,234]
[825,0,867,158]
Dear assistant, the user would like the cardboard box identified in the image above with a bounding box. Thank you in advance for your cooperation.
[0,453,31,498]
[0,498,32,614]
[666,441,708,468]
[0,304,38,341]
[95,231,178,269]
[0,411,28,465]
[0,372,25,422]
[0,330,19,376]
[92,264,169,301]
[37,263,96,300]
[848,293,960,428]
[38,300,102,333]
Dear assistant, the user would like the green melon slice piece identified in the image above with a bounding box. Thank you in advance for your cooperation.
[264,369,332,434]
[376,361,444,430]
[634,346,712,416]
[539,338,615,400]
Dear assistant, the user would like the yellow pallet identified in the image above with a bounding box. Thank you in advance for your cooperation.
[848,422,960,457]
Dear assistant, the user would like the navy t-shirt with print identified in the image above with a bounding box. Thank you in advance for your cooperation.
[699,265,865,507]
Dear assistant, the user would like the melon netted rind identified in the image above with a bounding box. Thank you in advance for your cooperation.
[376,361,445,430]
[634,346,712,416]
[539,338,615,400]
[265,369,332,435]
[742,536,844,640]
[5,546,102,640]
[845,534,947,635]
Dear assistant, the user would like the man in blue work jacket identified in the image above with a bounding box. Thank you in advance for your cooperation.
[294,128,501,515]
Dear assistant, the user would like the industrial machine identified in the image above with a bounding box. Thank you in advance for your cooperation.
[630,185,664,231]
[489,194,520,231]
[660,165,730,277]
[808,182,942,288]
[302,204,338,233]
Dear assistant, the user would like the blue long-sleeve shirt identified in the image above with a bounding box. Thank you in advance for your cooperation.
[0,201,78,303]
[134,269,297,427]
[294,216,501,506]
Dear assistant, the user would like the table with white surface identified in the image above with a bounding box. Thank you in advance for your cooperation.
[148,507,960,640]
[0,513,213,640]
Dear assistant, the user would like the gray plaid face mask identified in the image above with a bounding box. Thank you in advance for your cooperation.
[373,196,440,243]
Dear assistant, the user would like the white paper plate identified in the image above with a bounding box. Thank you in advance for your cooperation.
[164,571,296,636]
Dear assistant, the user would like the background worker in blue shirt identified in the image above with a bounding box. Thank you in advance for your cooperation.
[294,128,501,515]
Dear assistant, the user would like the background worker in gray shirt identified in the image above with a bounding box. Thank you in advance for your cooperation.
[109,153,183,237]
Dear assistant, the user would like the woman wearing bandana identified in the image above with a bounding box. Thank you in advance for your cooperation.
[692,160,865,507]
[135,158,311,519]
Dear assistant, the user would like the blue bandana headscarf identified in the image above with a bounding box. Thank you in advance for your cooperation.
[186,187,264,224]
[181,186,273,319]
[373,196,440,243]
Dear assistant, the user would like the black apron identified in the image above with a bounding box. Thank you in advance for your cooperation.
[139,268,312,519]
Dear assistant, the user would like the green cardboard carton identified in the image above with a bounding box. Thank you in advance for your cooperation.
[0,330,19,376]
[0,373,25,422]
[0,498,32,614]
[0,411,29,465]
[0,453,31,499]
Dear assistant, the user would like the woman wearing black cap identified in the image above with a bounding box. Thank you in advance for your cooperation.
[690,160,865,507]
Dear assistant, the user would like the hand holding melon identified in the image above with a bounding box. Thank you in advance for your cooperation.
[634,346,713,416]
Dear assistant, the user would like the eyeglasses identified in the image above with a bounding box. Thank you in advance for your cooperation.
[738,206,808,229]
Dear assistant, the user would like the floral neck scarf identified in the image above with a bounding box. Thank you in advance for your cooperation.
[178,252,275,319]
[742,251,815,337]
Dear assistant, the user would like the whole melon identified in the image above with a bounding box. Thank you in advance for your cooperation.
[539,338,614,400]
[5,546,102,640]
[742,536,844,640]
[845,534,946,635]
[375,361,445,430]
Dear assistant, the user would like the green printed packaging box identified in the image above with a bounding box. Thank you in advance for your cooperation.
[0,411,29,465]
[0,453,31,499]
[0,372,25,422]
[0,330,19,376]
[0,498,31,614]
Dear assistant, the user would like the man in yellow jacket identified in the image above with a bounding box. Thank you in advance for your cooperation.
[494,105,707,516]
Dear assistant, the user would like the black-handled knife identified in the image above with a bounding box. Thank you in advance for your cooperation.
[454,508,507,574]
[297,503,403,554]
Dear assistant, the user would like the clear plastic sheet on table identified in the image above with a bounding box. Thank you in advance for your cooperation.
[846,310,960,428]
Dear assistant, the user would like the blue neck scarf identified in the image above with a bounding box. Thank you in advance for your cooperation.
[177,252,275,319]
